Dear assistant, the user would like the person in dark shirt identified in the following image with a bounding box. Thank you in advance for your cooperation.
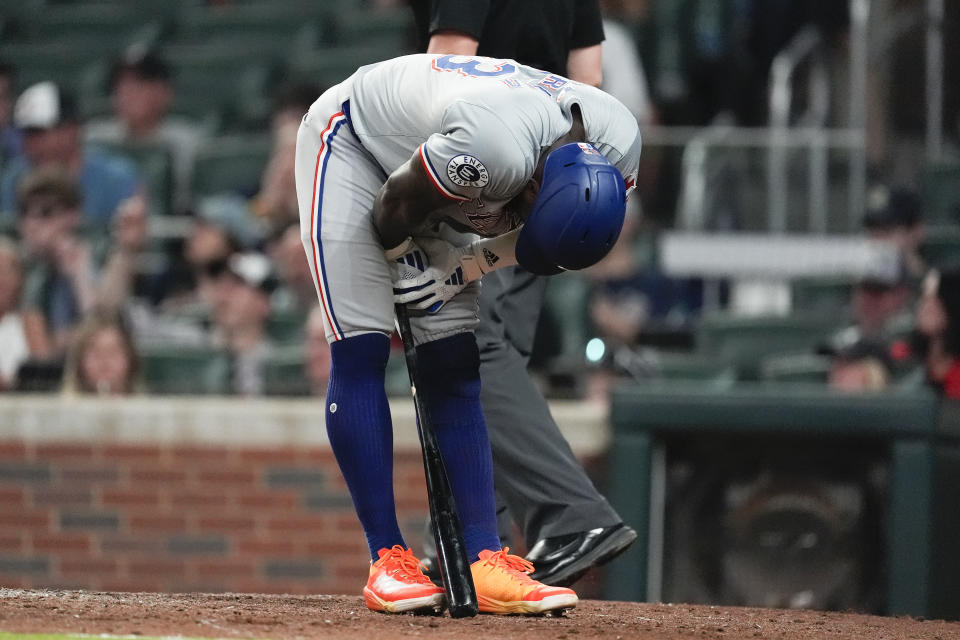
[409,0,637,588]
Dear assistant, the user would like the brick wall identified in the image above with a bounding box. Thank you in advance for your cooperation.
[0,397,610,598]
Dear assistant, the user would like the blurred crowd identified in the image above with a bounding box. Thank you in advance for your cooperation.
[0,0,957,402]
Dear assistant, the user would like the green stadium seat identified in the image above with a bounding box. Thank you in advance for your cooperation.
[330,7,413,52]
[0,41,114,95]
[140,345,231,395]
[920,225,960,269]
[697,313,838,379]
[94,142,174,217]
[263,346,312,396]
[267,310,306,345]
[542,274,592,362]
[759,352,831,383]
[18,4,161,42]
[192,134,271,199]
[923,161,960,226]
[791,277,854,317]
[289,45,397,89]
[175,4,326,51]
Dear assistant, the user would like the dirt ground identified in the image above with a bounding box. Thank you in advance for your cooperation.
[1,589,959,640]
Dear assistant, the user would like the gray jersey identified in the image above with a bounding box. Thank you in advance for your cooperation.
[339,54,641,237]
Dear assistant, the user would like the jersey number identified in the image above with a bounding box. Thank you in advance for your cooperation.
[432,55,516,77]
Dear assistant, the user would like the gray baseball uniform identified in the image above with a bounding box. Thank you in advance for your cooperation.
[295,53,640,345]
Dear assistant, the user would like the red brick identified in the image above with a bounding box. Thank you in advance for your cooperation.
[265,515,328,534]
[31,488,92,507]
[190,560,255,578]
[237,491,299,509]
[103,444,164,460]
[128,515,187,533]
[0,442,28,459]
[299,449,338,464]
[195,516,256,533]
[99,536,161,554]
[170,492,226,508]
[195,470,257,485]
[170,446,231,462]
[58,466,119,484]
[334,565,368,582]
[59,558,119,575]
[32,532,91,553]
[0,487,26,505]
[0,510,50,529]
[127,559,187,578]
[305,539,367,556]
[100,489,162,508]
[0,534,23,552]
[235,538,297,556]
[99,579,163,592]
[34,444,96,460]
[129,468,186,484]
[237,448,300,464]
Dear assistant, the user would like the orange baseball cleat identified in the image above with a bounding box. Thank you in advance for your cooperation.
[471,548,578,615]
[363,545,446,614]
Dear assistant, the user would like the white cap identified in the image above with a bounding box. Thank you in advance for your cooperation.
[14,81,61,130]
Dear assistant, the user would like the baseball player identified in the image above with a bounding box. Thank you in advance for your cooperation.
[295,53,640,615]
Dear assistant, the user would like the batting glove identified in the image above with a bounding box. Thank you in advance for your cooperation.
[385,237,431,293]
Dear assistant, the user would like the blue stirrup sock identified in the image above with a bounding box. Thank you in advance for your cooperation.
[326,332,406,561]
[416,333,500,561]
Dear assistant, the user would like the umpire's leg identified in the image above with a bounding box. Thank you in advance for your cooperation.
[477,265,622,546]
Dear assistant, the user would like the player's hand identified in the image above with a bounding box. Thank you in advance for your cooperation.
[393,238,479,313]
[385,236,431,292]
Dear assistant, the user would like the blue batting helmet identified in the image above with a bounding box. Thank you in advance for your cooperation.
[515,143,627,276]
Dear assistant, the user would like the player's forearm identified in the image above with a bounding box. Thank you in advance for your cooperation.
[460,228,520,281]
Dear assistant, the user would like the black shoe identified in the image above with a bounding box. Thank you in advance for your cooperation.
[420,555,442,586]
[526,523,638,587]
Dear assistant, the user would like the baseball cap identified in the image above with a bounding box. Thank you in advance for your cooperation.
[224,252,277,295]
[13,81,78,130]
[862,185,922,230]
[110,46,171,87]
[817,328,894,369]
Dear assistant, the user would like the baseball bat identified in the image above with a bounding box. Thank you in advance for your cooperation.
[394,304,479,618]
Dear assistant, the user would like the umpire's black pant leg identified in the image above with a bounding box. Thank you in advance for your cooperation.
[477,266,622,546]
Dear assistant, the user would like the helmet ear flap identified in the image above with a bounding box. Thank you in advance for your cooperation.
[516,143,626,275]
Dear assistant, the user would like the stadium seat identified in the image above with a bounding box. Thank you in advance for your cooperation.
[288,45,398,90]
[697,313,838,379]
[174,4,327,51]
[920,226,960,269]
[329,7,413,52]
[263,346,312,396]
[267,310,306,345]
[94,142,174,218]
[923,161,960,227]
[759,352,832,383]
[16,4,161,42]
[791,277,854,317]
[542,274,592,362]
[192,134,272,199]
[140,346,231,395]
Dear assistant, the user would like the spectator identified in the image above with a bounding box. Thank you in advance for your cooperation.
[0,61,22,168]
[207,252,277,396]
[850,259,914,340]
[305,304,331,395]
[267,222,316,315]
[915,266,960,398]
[0,237,50,389]
[16,166,146,353]
[62,310,140,395]
[86,47,207,215]
[0,81,143,226]
[863,184,926,283]
[250,84,318,231]
[819,331,894,392]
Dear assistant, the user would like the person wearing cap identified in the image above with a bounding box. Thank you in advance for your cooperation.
[205,251,277,396]
[85,47,207,215]
[0,81,143,227]
[819,329,894,392]
[14,166,147,354]
[862,184,926,282]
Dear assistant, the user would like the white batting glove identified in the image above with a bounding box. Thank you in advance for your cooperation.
[385,237,430,293]
[393,238,477,313]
